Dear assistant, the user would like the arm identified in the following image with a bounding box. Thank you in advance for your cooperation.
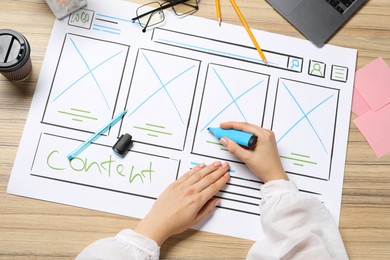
[134,161,230,245]
[219,122,348,259]
[76,229,160,260]
[247,180,348,259]
[77,161,230,259]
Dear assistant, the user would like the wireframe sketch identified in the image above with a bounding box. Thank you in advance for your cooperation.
[272,78,339,180]
[122,49,200,150]
[43,33,129,132]
[192,63,269,161]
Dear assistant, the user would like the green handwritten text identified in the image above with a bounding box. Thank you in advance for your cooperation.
[47,150,155,184]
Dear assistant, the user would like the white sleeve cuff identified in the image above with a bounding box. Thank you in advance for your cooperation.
[116,229,160,258]
[260,179,298,196]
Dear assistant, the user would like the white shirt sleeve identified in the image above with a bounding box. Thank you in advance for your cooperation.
[246,179,348,260]
[76,229,160,260]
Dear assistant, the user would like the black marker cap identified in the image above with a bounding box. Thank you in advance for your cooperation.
[248,134,258,148]
[112,133,133,157]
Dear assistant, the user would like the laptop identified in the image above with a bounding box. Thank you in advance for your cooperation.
[266,0,367,47]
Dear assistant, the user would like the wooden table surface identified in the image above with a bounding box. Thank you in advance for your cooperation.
[1,0,390,259]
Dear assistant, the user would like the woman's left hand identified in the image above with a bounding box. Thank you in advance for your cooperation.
[134,161,230,246]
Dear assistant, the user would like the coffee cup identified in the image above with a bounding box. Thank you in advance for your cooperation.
[0,29,32,81]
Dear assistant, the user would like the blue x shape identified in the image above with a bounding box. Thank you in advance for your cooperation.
[277,81,334,153]
[52,36,124,110]
[128,52,195,124]
[200,66,264,131]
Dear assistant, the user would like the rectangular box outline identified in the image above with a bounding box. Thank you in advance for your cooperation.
[121,48,202,151]
[41,33,130,135]
[152,28,304,72]
[271,77,340,181]
[191,62,271,162]
[30,132,181,201]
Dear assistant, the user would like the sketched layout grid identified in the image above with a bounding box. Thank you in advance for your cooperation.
[192,63,269,162]
[122,49,200,150]
[43,33,129,133]
[271,78,339,180]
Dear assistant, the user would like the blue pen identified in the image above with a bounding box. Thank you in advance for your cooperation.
[67,110,128,160]
[208,127,258,148]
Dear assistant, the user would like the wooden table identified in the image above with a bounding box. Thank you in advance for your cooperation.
[1,0,389,259]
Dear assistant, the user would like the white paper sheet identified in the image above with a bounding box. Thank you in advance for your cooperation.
[7,0,357,241]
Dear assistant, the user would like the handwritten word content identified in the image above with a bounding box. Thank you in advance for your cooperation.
[47,150,155,184]
[31,134,179,198]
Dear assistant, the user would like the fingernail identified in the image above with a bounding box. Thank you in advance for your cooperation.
[213,161,221,167]
[214,198,221,207]
[222,162,229,168]
[220,137,228,147]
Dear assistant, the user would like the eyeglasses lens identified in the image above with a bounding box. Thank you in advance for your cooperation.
[171,0,199,16]
[136,2,165,28]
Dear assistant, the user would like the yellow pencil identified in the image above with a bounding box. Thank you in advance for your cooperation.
[215,0,222,26]
[229,0,268,65]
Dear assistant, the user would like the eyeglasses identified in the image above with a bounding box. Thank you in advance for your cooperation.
[132,0,199,33]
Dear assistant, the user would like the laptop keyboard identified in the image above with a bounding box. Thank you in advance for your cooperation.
[324,0,356,14]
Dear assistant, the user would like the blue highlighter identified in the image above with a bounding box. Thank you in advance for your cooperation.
[208,127,258,148]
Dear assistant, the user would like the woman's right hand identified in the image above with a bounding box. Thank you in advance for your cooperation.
[219,121,288,183]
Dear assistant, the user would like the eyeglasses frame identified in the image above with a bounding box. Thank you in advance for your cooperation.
[132,0,199,32]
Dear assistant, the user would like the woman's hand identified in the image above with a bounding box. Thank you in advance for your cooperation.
[134,161,230,246]
[219,121,288,183]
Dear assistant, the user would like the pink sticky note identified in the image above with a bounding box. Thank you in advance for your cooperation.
[355,57,390,111]
[352,87,370,116]
[354,103,390,158]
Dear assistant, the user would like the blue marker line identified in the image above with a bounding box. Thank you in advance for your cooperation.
[200,79,264,131]
[93,24,121,32]
[102,30,121,35]
[278,81,333,153]
[68,36,111,110]
[142,53,185,124]
[128,60,195,122]
[96,13,133,23]
[277,94,333,147]
[53,49,123,102]
[67,110,128,160]
[212,67,247,121]
[158,38,276,66]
